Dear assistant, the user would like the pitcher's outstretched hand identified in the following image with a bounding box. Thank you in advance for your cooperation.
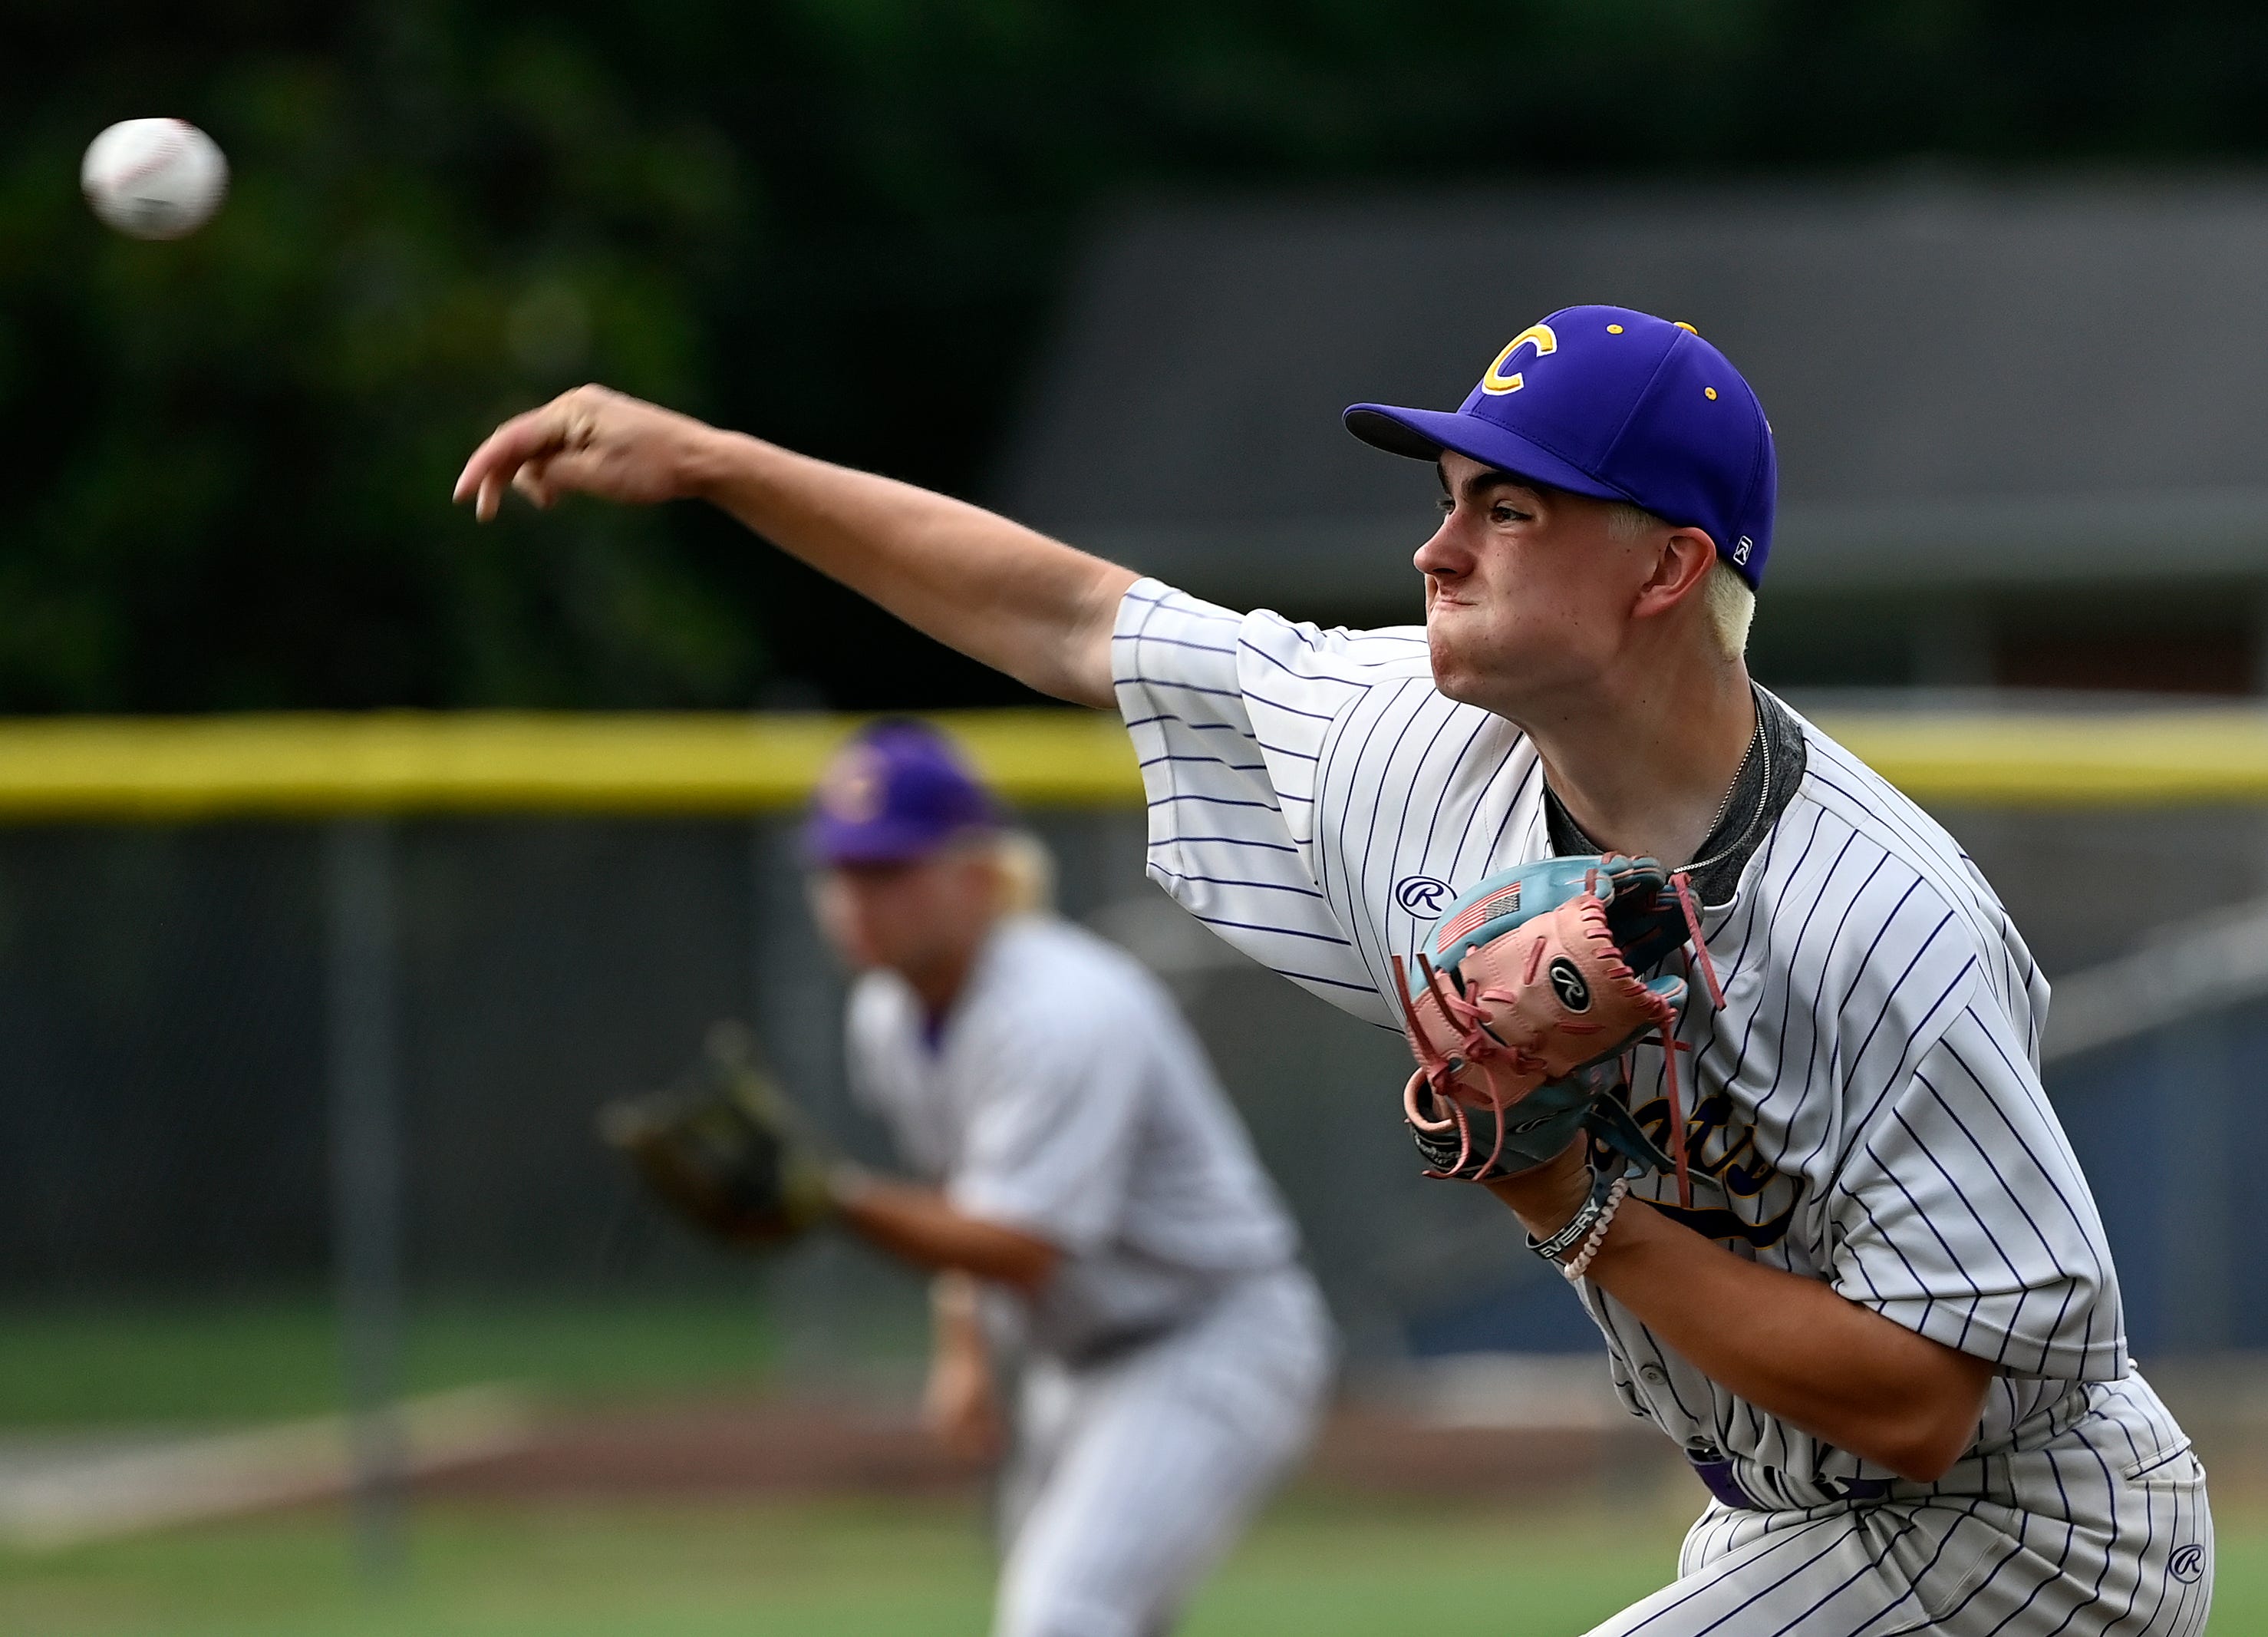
[453,384,719,521]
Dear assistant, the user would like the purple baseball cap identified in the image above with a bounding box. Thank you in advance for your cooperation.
[1343,305,1778,588]
[803,719,1000,866]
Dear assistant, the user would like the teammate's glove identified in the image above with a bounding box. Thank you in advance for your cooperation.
[1391,854,1724,1207]
[598,1023,840,1252]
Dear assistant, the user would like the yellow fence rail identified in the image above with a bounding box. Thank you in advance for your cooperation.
[1820,710,2268,806]
[0,706,2263,817]
[0,711,1136,819]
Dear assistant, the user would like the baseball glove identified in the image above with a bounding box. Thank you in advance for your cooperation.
[598,1022,839,1252]
[1391,854,1724,1206]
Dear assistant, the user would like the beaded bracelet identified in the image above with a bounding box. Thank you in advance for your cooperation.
[1558,1177,1629,1282]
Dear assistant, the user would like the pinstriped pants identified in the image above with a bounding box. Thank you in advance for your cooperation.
[1590,1381,2212,1636]
[992,1267,1333,1637]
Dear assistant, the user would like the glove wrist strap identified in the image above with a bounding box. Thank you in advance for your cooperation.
[1526,1163,1622,1265]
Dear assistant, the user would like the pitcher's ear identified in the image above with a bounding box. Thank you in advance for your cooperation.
[1635,526,1718,617]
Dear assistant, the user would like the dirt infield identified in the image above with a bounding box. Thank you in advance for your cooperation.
[418,1396,1678,1501]
[409,1357,2268,1507]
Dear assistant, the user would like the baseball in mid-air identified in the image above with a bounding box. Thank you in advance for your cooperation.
[81,118,229,241]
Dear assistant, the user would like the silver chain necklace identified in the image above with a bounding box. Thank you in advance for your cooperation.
[1556,708,1768,873]
[1681,718,1770,873]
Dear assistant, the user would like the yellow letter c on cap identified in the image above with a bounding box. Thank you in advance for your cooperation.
[1480,324,1558,395]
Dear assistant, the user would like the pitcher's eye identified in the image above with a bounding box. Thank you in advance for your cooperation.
[1435,496,1455,515]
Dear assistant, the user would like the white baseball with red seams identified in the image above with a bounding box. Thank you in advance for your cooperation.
[81,119,229,240]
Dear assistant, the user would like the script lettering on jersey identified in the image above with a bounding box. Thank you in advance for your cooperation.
[1479,325,1558,395]
[1630,1080,1797,1249]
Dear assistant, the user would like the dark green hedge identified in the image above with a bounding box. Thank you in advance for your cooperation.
[5,2,2265,710]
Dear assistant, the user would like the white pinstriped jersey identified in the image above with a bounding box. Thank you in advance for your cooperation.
[846,913,1302,1366]
[849,916,1331,1637]
[1112,576,2154,1492]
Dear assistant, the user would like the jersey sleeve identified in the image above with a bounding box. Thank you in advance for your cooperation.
[944,1001,1144,1254]
[1111,577,1413,1011]
[1830,995,2127,1381]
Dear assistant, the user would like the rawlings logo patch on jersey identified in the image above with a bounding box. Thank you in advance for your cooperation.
[1395,875,1453,917]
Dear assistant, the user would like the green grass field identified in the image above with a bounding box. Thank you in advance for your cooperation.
[0,1492,2261,1637]
[2,1297,2260,1634]
[0,1292,782,1426]
[0,1495,1726,1637]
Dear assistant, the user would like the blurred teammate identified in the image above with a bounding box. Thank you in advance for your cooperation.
[805,718,1331,1637]
[457,303,2207,1633]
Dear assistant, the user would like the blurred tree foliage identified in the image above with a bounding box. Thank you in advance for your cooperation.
[5,0,2268,710]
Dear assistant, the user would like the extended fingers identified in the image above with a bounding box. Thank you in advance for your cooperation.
[512,456,556,510]
[455,425,542,519]
[453,397,581,517]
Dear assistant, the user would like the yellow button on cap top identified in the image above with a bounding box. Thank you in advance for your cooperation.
[1704,387,1719,400]
[1606,323,1624,334]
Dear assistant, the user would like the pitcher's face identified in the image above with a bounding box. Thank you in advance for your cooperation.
[1415,451,1663,721]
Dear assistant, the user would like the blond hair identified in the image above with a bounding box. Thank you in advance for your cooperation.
[991,829,1057,916]
[1606,503,1754,659]
[1699,558,1755,658]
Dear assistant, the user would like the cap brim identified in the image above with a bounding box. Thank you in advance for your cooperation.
[803,814,972,867]
[1343,404,1630,506]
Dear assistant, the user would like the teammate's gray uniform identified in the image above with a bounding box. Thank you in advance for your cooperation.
[847,912,1335,1637]
[1113,576,2211,1636]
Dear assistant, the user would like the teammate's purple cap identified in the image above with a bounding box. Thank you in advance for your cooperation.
[1343,305,1778,588]
[803,719,1000,866]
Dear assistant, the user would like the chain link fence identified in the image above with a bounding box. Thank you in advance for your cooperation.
[2,790,2262,1368]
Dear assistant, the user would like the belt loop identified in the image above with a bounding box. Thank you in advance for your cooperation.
[1832,1475,1895,1503]
[1686,1445,1763,1511]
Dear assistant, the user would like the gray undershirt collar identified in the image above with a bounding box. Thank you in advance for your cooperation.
[1542,685,1807,908]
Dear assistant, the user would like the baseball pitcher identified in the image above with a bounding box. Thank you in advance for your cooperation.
[459,302,2209,1634]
